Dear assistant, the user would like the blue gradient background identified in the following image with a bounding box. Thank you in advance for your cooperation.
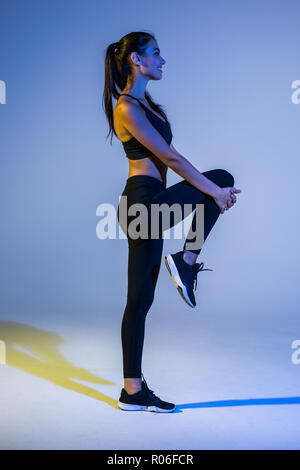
[1,0,300,450]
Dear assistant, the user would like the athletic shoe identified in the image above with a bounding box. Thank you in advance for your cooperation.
[164,251,213,308]
[118,373,176,413]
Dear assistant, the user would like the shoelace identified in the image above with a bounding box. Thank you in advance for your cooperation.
[192,262,213,291]
[141,373,160,403]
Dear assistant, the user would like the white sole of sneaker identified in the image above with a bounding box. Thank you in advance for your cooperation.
[164,254,195,308]
[118,401,175,412]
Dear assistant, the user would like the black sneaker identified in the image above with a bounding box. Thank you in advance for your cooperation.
[164,251,213,308]
[118,373,176,413]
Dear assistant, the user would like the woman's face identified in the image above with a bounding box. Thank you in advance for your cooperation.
[138,39,166,80]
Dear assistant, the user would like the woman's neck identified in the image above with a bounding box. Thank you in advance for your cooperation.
[121,89,146,100]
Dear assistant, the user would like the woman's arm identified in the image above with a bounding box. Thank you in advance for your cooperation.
[118,102,220,198]
[166,143,220,198]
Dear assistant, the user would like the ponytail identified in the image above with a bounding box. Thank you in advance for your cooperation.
[102,31,171,146]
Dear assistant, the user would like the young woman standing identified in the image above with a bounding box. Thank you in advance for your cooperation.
[102,31,241,413]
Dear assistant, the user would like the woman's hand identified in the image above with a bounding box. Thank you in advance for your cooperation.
[212,187,242,214]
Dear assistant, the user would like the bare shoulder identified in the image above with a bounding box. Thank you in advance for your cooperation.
[115,94,141,119]
[114,95,141,131]
[114,95,141,140]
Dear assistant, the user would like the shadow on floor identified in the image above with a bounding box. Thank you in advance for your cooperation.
[1,321,299,414]
[0,320,119,409]
[172,396,300,413]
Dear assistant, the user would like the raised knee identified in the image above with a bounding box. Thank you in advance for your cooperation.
[218,169,234,187]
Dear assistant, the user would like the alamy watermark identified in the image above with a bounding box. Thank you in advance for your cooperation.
[96,196,205,251]
[291,339,300,365]
[0,340,6,364]
[0,80,6,104]
[291,80,300,104]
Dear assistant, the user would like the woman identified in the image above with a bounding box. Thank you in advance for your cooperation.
[102,31,241,413]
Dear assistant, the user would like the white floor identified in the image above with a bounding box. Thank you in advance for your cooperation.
[1,296,300,450]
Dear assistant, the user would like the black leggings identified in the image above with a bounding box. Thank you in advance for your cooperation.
[117,169,234,378]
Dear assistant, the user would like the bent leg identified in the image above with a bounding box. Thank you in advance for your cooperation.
[151,169,235,254]
[183,169,235,253]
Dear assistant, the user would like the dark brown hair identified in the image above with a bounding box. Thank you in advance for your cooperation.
[102,31,171,145]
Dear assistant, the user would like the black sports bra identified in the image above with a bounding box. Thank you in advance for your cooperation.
[118,93,173,160]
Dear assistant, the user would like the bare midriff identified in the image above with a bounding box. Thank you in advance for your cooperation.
[127,156,167,183]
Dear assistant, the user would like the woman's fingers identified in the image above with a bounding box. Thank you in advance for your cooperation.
[229,187,240,205]
[226,195,236,209]
[231,187,242,193]
[219,187,241,213]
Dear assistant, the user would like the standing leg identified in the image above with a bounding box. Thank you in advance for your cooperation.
[121,237,163,391]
